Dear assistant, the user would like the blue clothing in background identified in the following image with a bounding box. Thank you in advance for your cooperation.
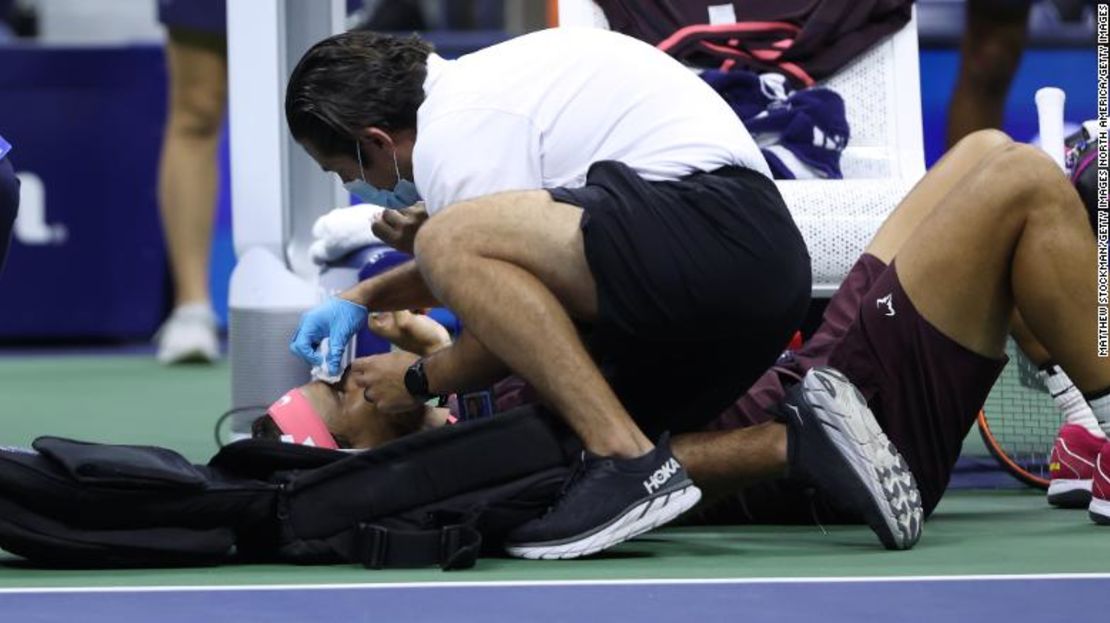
[156,0,363,34]
[701,69,849,179]
[157,0,227,34]
[0,133,19,275]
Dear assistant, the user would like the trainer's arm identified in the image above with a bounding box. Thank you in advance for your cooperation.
[343,260,440,311]
[422,330,511,394]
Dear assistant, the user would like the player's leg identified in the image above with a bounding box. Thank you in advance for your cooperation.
[867,129,1012,263]
[672,131,1015,495]
[895,143,1109,394]
[1010,311,1052,365]
[673,422,787,498]
[886,131,1101,442]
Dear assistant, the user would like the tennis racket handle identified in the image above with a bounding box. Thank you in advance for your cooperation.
[1035,87,1067,171]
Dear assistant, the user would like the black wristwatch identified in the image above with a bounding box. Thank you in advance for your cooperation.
[404,358,433,400]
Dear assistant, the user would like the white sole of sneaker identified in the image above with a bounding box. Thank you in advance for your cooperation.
[157,345,219,365]
[504,482,702,560]
[1090,497,1110,525]
[1047,478,1093,508]
[799,367,923,550]
[154,309,220,365]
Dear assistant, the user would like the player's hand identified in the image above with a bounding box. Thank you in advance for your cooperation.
[289,297,369,375]
[372,202,427,254]
[368,310,451,356]
[350,351,425,414]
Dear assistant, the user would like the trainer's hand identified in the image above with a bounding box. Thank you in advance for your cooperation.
[351,351,424,414]
[368,310,451,356]
[289,297,369,375]
[372,202,427,254]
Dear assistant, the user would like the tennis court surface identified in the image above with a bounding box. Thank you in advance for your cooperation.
[0,354,1107,621]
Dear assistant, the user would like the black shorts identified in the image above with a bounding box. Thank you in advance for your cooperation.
[701,254,1008,523]
[548,160,811,438]
[0,157,19,275]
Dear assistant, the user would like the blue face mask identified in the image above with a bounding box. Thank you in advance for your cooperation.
[344,142,421,210]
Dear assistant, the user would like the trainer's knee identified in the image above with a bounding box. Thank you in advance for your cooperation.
[414,190,552,262]
[413,200,483,280]
[413,210,452,275]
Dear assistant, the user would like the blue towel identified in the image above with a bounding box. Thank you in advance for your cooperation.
[701,69,849,179]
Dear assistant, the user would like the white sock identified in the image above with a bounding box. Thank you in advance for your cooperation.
[1039,365,1106,438]
[1085,391,1110,438]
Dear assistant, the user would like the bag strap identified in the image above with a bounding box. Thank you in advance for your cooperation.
[353,521,482,571]
[328,510,483,571]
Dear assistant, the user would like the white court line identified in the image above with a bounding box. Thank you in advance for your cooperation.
[0,573,1108,595]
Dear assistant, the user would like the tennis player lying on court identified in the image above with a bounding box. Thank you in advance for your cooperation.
[672,128,1110,528]
[257,129,1108,545]
[330,128,1102,512]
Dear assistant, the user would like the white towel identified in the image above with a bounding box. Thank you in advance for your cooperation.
[309,337,348,384]
[309,204,385,265]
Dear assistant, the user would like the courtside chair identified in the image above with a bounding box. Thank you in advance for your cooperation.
[558,0,927,297]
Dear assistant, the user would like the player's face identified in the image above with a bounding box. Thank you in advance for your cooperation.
[297,369,378,448]
[298,368,426,450]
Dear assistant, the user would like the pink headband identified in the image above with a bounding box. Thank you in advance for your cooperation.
[266,389,340,449]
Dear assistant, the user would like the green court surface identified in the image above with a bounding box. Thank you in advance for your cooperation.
[0,354,228,462]
[0,354,1106,589]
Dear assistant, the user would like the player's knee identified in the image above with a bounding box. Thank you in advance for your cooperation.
[954,128,1012,158]
[992,143,1077,212]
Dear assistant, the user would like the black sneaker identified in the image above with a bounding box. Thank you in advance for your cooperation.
[782,366,924,550]
[504,434,702,560]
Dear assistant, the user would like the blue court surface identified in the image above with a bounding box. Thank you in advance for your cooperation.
[0,575,1107,622]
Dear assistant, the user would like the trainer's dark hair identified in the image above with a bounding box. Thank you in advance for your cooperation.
[285,31,433,159]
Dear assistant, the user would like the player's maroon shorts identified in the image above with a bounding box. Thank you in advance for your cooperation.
[698,253,1007,523]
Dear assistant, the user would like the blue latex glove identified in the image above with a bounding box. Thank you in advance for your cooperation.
[289,298,369,375]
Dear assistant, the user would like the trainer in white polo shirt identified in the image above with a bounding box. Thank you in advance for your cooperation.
[412,28,770,214]
[285,27,810,561]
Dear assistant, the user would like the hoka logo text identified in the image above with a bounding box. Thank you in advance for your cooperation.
[644,458,680,494]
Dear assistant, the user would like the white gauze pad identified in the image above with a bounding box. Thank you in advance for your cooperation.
[310,338,349,384]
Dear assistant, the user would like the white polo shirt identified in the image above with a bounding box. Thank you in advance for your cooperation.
[412,27,770,215]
